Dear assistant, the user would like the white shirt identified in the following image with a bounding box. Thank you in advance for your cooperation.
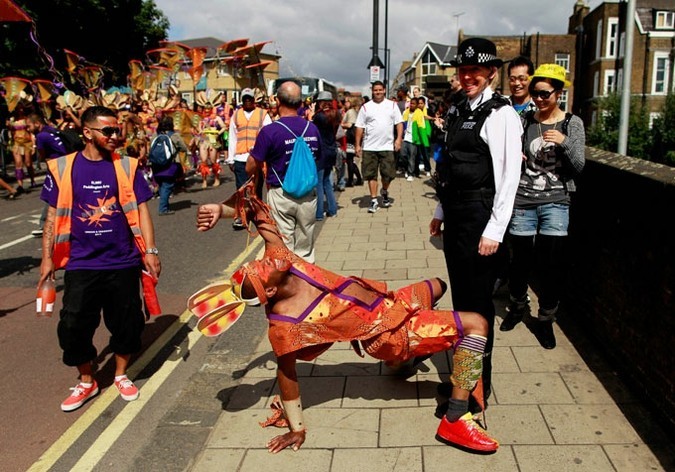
[355,98,403,151]
[227,109,272,164]
[433,86,523,242]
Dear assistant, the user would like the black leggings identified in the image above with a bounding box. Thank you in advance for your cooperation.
[509,234,566,312]
[345,152,362,185]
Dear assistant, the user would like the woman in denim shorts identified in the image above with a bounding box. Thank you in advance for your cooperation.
[500,64,586,349]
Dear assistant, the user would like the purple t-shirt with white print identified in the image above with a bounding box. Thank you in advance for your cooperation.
[41,152,153,271]
[250,115,321,187]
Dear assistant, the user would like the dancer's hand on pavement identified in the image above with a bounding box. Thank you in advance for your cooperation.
[196,203,222,231]
[267,430,306,453]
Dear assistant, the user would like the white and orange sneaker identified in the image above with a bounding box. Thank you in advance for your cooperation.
[61,381,99,412]
[114,375,139,401]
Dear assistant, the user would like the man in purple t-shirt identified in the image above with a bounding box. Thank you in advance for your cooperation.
[27,113,69,237]
[39,106,160,412]
[27,113,68,161]
[246,80,321,263]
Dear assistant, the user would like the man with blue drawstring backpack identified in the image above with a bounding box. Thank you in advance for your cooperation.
[246,80,322,263]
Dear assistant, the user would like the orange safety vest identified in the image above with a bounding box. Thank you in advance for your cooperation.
[234,108,267,155]
[48,152,147,270]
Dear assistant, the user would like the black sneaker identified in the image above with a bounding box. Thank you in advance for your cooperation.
[368,199,379,213]
[380,189,392,208]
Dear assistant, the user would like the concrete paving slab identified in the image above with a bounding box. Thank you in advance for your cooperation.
[332,447,423,472]
[492,372,575,404]
[342,375,419,408]
[227,376,276,410]
[485,405,554,445]
[380,406,443,447]
[513,445,616,472]
[312,350,381,377]
[492,346,520,373]
[303,408,380,448]
[386,240,426,250]
[512,345,591,373]
[541,404,642,444]
[343,259,386,271]
[366,249,407,260]
[603,443,672,472]
[561,371,628,404]
[423,445,519,471]
[191,448,245,472]
[239,449,333,472]
[361,268,408,281]
[288,376,345,409]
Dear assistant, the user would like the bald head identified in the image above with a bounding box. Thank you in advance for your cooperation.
[276,81,302,109]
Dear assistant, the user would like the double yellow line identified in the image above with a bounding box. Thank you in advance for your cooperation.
[28,236,264,472]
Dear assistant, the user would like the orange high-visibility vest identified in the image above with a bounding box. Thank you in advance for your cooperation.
[48,152,147,270]
[234,108,267,155]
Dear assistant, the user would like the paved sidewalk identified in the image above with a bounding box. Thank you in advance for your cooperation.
[190,176,674,472]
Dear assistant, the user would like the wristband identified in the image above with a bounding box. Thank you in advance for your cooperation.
[281,397,306,432]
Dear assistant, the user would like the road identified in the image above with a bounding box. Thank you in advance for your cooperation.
[0,169,268,471]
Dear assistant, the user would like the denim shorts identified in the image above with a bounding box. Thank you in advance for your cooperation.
[509,203,570,237]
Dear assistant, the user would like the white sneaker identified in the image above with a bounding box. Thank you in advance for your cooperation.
[426,172,431,177]
[406,175,414,182]
[368,200,379,213]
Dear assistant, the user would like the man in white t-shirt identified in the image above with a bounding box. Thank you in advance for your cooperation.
[354,81,403,213]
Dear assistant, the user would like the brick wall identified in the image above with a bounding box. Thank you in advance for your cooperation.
[565,147,675,434]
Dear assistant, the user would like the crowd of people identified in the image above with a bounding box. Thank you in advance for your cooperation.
[1,36,586,456]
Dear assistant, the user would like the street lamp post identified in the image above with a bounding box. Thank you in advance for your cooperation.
[453,11,465,42]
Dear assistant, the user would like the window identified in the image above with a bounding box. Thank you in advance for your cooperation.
[617,68,623,90]
[619,32,626,59]
[421,50,437,76]
[649,112,661,128]
[595,20,603,59]
[606,18,619,58]
[604,70,616,95]
[593,71,600,97]
[652,52,671,94]
[217,64,231,77]
[655,11,675,29]
[555,53,570,71]
[559,90,569,112]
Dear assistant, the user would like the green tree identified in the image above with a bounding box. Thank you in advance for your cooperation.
[651,93,675,166]
[586,93,652,160]
[0,0,169,87]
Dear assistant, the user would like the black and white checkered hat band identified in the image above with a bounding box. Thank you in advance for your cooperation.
[456,52,499,64]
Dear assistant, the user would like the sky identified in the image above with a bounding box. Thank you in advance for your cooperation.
[155,0,607,96]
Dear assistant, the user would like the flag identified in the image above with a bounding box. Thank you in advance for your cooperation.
[0,76,31,112]
[32,79,57,102]
[64,49,80,74]
[78,66,103,91]
[0,0,31,22]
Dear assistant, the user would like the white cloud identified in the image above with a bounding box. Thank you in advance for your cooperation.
[155,0,607,95]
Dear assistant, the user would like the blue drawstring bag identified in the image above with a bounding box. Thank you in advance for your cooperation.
[272,121,318,198]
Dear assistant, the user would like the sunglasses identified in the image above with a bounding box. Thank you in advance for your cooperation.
[89,126,122,137]
[531,89,557,100]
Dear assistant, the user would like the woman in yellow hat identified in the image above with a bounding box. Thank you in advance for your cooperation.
[499,64,586,349]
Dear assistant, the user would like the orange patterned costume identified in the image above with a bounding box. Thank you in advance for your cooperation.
[265,246,464,363]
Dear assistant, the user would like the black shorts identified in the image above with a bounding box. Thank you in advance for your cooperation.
[58,268,144,366]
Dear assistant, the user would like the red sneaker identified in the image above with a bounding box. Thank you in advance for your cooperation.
[436,413,499,452]
[61,381,99,412]
[114,376,139,401]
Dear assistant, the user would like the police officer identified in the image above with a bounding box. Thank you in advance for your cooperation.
[430,38,522,413]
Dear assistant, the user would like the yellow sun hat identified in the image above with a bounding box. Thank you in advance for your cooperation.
[532,64,571,88]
